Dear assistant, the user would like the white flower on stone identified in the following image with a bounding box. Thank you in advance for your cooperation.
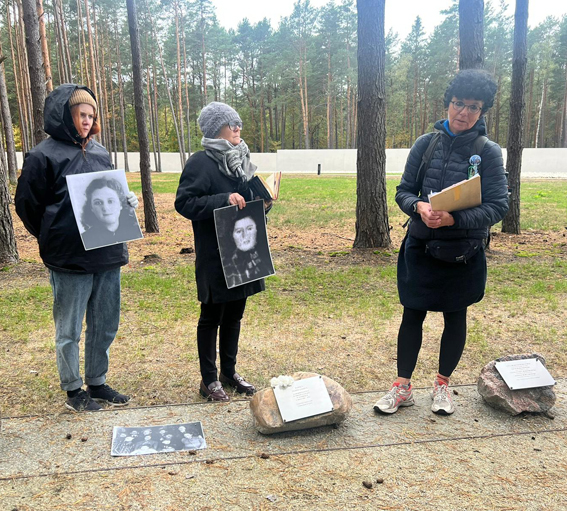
[270,375,295,388]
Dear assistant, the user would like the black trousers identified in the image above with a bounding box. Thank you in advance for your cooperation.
[197,298,247,386]
[397,307,467,379]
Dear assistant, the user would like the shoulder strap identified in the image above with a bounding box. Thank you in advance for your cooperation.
[415,132,441,189]
[471,136,488,174]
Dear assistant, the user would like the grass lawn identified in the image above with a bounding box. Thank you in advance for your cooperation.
[1,175,566,416]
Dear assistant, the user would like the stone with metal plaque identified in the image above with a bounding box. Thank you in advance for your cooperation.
[495,358,556,391]
[272,375,334,423]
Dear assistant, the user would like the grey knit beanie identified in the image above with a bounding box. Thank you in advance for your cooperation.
[198,102,242,138]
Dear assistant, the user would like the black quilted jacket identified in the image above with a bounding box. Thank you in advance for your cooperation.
[15,84,127,273]
[396,117,509,240]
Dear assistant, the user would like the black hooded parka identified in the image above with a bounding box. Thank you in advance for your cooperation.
[15,84,128,273]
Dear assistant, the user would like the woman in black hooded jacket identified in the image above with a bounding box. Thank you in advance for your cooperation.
[15,84,137,412]
[374,70,509,417]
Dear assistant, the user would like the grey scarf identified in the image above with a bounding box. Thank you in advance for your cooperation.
[201,137,257,183]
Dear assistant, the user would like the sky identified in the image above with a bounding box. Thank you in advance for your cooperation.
[211,0,567,39]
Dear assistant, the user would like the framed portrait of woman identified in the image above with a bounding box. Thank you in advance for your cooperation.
[214,199,275,289]
[66,169,143,250]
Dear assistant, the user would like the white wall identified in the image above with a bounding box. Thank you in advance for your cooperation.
[11,148,567,177]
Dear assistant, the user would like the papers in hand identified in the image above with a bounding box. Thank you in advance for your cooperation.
[249,171,282,201]
[427,174,481,213]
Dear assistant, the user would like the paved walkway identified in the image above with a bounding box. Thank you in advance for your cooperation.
[1,381,566,510]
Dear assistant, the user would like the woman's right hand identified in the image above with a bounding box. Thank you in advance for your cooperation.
[416,201,454,228]
[229,193,246,209]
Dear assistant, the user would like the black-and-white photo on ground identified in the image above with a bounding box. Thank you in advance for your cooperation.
[111,422,207,456]
[214,199,275,289]
[66,169,143,251]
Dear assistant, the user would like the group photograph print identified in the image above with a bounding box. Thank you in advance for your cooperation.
[66,169,143,251]
[214,199,275,289]
[111,422,207,456]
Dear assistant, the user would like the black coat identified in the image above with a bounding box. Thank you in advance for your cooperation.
[15,84,128,273]
[395,117,509,312]
[175,151,265,304]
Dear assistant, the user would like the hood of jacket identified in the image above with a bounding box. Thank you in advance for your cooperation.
[44,84,97,144]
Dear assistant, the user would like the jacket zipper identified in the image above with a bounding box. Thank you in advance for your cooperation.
[439,138,456,190]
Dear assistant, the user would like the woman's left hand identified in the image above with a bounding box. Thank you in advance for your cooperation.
[430,210,455,228]
[126,191,139,209]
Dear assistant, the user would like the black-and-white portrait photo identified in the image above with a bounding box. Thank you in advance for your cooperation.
[214,199,275,289]
[66,169,143,250]
[111,422,206,456]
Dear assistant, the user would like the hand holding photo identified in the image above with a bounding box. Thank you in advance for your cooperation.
[66,169,143,250]
[214,199,275,289]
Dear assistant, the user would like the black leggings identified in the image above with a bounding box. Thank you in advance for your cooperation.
[396,307,467,379]
[197,298,247,386]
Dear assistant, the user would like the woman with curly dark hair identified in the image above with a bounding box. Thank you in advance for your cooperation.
[374,69,509,416]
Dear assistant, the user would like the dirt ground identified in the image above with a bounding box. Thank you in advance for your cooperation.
[8,193,567,278]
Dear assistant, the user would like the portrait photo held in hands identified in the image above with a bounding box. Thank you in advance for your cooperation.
[214,199,275,289]
[66,169,143,251]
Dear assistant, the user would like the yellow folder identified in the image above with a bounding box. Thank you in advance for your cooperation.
[428,174,481,212]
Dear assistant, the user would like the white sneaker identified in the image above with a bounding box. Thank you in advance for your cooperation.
[431,380,455,415]
[374,383,415,414]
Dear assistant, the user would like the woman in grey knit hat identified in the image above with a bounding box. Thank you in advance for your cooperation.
[175,101,269,402]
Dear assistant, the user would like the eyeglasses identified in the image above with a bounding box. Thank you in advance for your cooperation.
[450,101,482,114]
[228,122,243,132]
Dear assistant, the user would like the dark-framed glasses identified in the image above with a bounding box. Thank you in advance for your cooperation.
[450,101,481,114]
[228,122,243,132]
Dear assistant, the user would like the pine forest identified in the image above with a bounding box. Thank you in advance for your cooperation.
[1,0,567,163]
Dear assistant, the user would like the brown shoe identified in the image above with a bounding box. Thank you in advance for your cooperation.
[200,381,230,402]
[220,373,256,396]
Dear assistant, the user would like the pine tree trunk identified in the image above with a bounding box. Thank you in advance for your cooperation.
[175,0,186,163]
[83,0,97,92]
[354,0,390,248]
[126,0,159,233]
[0,155,18,265]
[280,102,286,149]
[494,74,501,144]
[298,46,310,149]
[524,68,534,147]
[458,0,484,70]
[181,10,191,155]
[36,0,52,92]
[327,44,333,149]
[109,71,118,169]
[59,0,72,81]
[16,2,35,150]
[200,4,208,103]
[115,22,129,172]
[0,53,18,185]
[146,3,183,168]
[146,66,158,171]
[152,62,162,172]
[535,78,546,148]
[7,3,28,154]
[561,65,567,147]
[21,0,46,145]
[502,0,528,235]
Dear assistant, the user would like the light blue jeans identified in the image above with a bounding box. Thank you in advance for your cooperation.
[49,268,121,391]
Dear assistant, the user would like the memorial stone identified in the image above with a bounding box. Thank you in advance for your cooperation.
[477,353,556,415]
[250,372,352,434]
